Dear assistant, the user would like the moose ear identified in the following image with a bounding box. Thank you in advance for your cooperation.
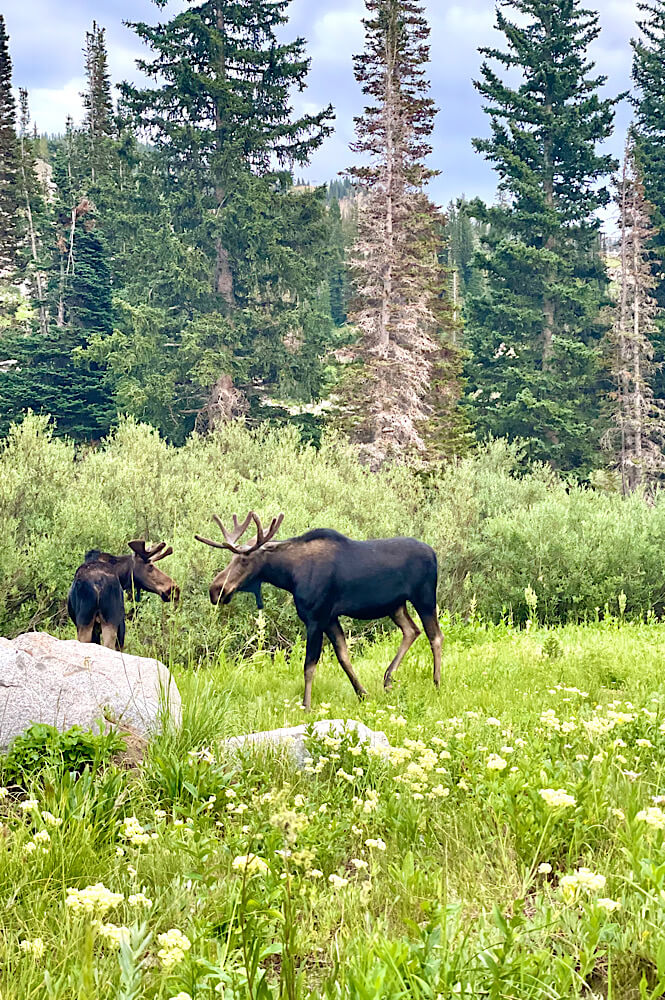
[128,539,149,561]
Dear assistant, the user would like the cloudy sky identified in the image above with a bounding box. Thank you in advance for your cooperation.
[4,0,639,213]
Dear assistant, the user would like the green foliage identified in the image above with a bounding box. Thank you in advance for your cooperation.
[5,415,665,662]
[466,0,621,474]
[1,723,125,785]
[632,0,665,401]
[0,15,19,279]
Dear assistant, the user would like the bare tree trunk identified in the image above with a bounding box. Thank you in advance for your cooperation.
[633,226,643,489]
[56,246,66,327]
[66,206,77,276]
[379,34,396,355]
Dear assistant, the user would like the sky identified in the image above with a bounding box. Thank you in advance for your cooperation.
[3,0,640,216]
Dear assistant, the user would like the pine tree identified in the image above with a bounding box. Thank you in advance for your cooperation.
[327,198,351,326]
[0,15,20,278]
[605,138,665,492]
[466,0,620,472]
[118,0,336,430]
[120,0,334,307]
[82,22,115,184]
[632,0,665,398]
[0,204,115,440]
[344,0,467,468]
[444,199,482,301]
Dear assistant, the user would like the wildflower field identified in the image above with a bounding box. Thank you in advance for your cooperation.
[4,619,665,998]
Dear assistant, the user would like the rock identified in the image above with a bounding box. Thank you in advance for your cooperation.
[222,718,391,768]
[0,632,181,750]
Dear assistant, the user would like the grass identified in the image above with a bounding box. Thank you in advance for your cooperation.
[3,618,665,997]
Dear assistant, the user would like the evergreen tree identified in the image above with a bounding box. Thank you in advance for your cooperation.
[118,0,336,429]
[632,0,665,398]
[120,0,334,307]
[0,205,114,440]
[344,0,467,467]
[82,22,115,184]
[605,138,665,492]
[327,198,351,326]
[466,0,620,472]
[444,199,482,300]
[88,164,335,442]
[0,15,19,278]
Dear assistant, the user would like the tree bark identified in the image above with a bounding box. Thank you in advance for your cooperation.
[379,32,396,355]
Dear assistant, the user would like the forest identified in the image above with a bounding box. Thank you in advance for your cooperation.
[0,0,663,486]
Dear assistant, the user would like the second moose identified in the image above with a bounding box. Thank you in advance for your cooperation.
[68,540,179,650]
[196,512,442,708]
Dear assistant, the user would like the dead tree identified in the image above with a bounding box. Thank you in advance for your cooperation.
[606,138,665,493]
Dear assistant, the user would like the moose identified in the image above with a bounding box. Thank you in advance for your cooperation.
[68,540,179,650]
[195,512,442,708]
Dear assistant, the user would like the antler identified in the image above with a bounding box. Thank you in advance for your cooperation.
[149,545,173,563]
[214,511,254,548]
[246,512,284,552]
[195,511,284,554]
[128,539,173,562]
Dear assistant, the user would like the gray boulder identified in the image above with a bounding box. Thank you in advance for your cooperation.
[0,632,181,750]
[223,718,391,768]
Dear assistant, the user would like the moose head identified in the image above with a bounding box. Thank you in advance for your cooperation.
[126,540,180,603]
[195,511,284,608]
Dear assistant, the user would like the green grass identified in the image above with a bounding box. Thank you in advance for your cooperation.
[4,619,665,998]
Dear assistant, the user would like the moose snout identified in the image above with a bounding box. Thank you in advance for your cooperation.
[163,584,180,604]
[209,583,233,605]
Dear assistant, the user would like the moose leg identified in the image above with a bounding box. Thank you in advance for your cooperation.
[76,622,95,643]
[303,626,324,711]
[325,619,368,701]
[383,604,421,690]
[418,610,443,688]
[100,621,120,650]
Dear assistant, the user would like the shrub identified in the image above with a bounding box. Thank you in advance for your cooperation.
[1,412,665,662]
[1,723,126,785]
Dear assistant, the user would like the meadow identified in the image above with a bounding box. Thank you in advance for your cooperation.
[2,620,665,998]
[5,416,665,997]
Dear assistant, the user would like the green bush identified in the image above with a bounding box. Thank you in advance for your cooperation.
[1,412,665,661]
[1,723,126,785]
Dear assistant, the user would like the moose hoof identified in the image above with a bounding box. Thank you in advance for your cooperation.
[356,687,368,701]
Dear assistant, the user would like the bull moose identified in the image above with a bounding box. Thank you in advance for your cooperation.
[68,540,179,650]
[195,512,442,708]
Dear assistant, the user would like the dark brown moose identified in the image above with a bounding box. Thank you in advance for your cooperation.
[195,512,442,709]
[68,541,180,650]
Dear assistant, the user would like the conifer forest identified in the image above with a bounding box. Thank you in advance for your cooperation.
[2,0,664,483]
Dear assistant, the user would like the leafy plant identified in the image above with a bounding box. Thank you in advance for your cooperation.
[1,722,125,785]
